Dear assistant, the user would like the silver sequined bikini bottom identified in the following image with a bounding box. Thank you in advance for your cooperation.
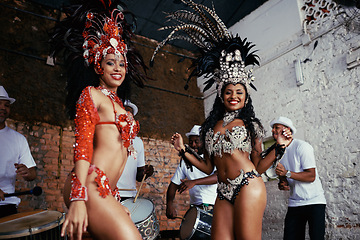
[217,169,261,204]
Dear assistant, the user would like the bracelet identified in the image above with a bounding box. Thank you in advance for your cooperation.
[178,148,186,158]
[70,172,88,202]
[275,144,286,160]
[178,148,194,172]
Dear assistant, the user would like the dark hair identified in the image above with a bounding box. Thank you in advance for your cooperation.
[200,83,264,152]
[64,58,132,118]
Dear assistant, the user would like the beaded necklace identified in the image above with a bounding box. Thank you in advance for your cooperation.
[96,86,124,108]
[222,110,240,127]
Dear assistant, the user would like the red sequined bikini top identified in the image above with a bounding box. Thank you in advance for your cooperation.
[74,86,139,163]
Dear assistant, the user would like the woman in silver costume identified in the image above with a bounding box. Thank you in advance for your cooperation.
[152,0,290,238]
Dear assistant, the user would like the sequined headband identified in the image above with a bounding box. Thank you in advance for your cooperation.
[82,9,128,74]
[215,49,255,97]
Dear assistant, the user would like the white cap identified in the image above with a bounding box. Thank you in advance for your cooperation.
[124,100,138,116]
[0,86,16,104]
[270,116,297,134]
[185,125,201,138]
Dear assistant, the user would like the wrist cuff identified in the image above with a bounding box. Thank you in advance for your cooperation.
[70,172,88,202]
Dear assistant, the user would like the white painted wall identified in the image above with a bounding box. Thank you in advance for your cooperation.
[198,0,360,239]
[229,0,303,59]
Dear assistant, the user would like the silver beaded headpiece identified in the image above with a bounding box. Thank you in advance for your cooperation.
[150,0,259,96]
[215,49,255,97]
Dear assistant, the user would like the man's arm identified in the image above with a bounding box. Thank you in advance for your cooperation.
[166,182,180,219]
[178,172,218,194]
[276,163,316,182]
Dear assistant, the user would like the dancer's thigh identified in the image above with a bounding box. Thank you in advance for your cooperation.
[233,178,266,240]
[211,198,234,240]
[86,184,142,240]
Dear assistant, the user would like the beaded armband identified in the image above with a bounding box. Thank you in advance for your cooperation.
[70,172,88,202]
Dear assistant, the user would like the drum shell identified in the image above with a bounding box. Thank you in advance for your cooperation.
[0,210,65,240]
[121,197,160,240]
[180,207,212,240]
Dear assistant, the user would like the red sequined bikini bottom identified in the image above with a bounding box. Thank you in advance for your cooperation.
[88,165,121,202]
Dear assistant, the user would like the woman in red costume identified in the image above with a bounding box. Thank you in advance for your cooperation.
[50,1,147,239]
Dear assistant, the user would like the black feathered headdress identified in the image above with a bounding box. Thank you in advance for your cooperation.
[150,0,259,95]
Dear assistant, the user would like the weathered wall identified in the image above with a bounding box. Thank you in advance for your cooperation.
[203,0,359,239]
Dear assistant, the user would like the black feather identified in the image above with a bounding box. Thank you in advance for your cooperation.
[150,0,259,92]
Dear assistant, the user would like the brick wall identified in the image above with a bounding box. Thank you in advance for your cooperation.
[1,0,204,235]
[0,0,205,140]
[9,119,189,232]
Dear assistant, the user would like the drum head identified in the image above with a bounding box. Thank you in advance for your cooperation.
[180,207,198,240]
[121,197,154,224]
[0,210,65,239]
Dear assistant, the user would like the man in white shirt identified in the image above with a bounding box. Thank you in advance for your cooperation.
[272,116,326,240]
[166,125,217,219]
[116,100,153,200]
[0,86,37,218]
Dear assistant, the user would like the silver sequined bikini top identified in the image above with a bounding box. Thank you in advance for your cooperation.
[205,124,264,157]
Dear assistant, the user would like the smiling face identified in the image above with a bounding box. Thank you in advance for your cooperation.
[96,53,127,92]
[222,83,247,112]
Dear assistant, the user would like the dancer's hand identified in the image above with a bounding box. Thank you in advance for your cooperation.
[282,128,293,139]
[274,127,292,146]
[171,133,185,151]
[61,201,88,240]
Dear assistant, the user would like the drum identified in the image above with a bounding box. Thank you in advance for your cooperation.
[0,210,65,239]
[179,207,212,240]
[121,197,159,240]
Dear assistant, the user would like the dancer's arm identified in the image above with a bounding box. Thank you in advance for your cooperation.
[171,133,214,175]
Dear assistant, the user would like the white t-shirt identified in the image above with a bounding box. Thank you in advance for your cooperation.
[171,159,217,205]
[280,139,326,207]
[0,126,36,206]
[117,137,145,198]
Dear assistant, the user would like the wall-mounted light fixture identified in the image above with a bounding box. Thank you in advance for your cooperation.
[294,59,304,86]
